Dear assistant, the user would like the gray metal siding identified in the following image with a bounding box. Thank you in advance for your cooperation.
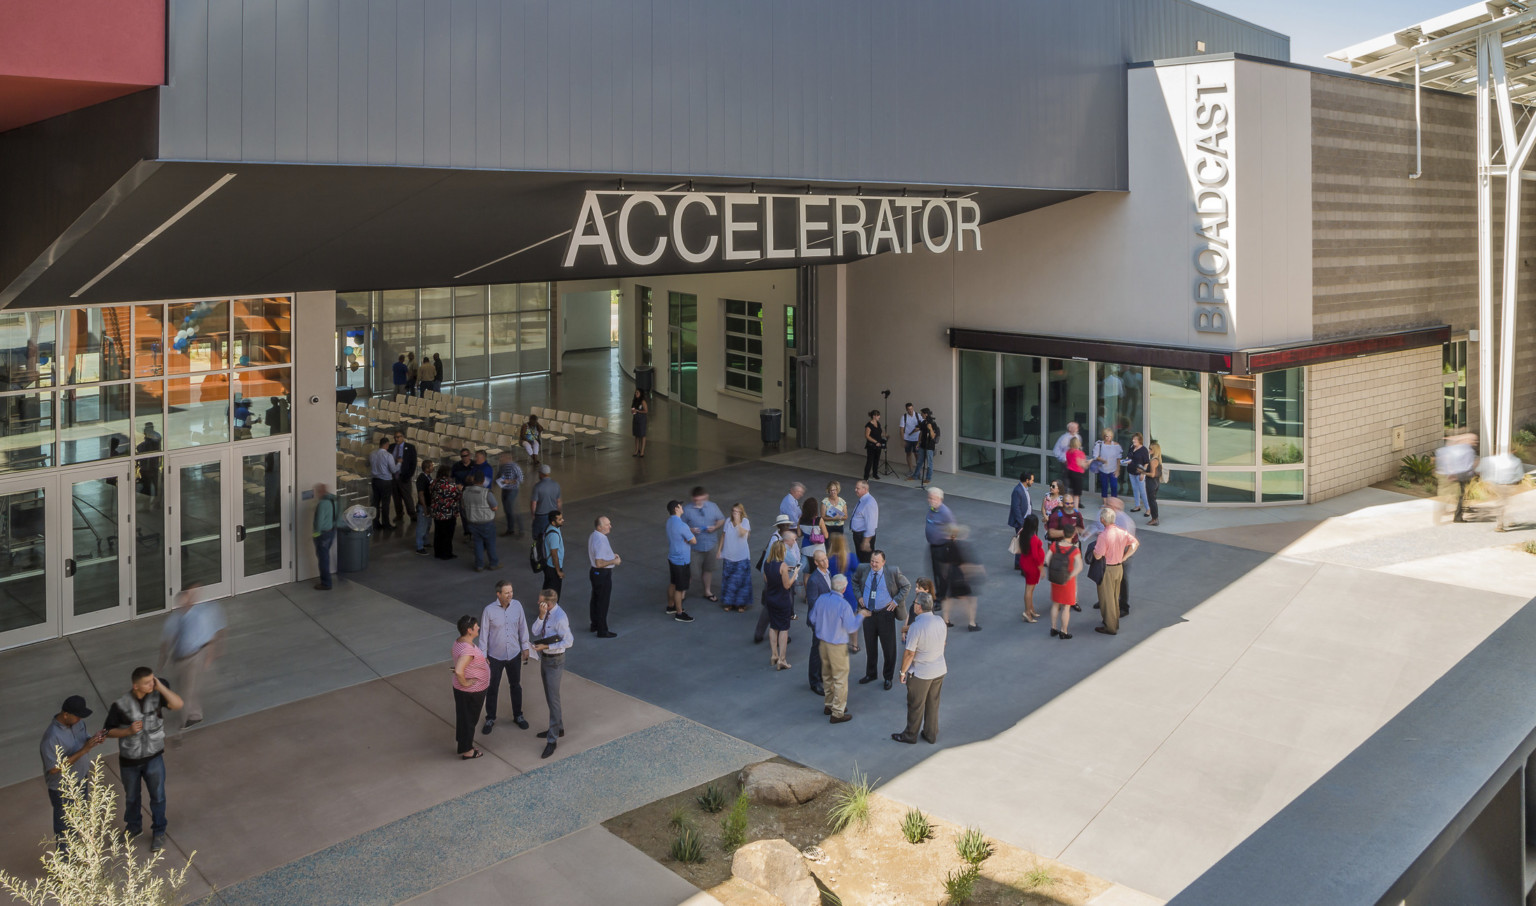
[158,0,1287,190]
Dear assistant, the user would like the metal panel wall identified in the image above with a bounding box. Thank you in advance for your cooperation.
[160,0,1287,190]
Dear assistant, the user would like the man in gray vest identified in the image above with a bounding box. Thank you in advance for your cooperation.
[104,667,184,851]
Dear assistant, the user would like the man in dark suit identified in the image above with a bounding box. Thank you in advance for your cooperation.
[852,550,912,690]
[804,549,836,696]
[391,431,418,523]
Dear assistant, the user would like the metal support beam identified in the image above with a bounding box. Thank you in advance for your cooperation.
[1478,34,1497,453]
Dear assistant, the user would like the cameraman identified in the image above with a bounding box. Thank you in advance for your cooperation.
[862,409,886,481]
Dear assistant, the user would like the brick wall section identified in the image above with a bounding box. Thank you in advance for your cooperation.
[1306,347,1442,502]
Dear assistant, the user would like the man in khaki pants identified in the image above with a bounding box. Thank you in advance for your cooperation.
[808,575,869,724]
[1092,508,1138,635]
[893,591,946,744]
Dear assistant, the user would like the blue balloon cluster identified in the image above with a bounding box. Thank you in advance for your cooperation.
[172,301,217,353]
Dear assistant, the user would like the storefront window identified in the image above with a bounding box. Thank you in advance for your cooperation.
[419,287,452,320]
[233,297,292,366]
[1207,471,1255,503]
[1097,362,1141,454]
[0,310,57,390]
[1001,354,1042,448]
[166,374,229,449]
[376,321,417,387]
[1262,470,1305,502]
[454,285,487,317]
[1147,368,1201,465]
[454,317,488,381]
[0,392,54,472]
[520,310,550,375]
[1001,450,1042,482]
[59,307,130,384]
[959,351,997,442]
[1443,340,1468,432]
[59,384,131,465]
[132,305,165,378]
[1046,359,1090,485]
[380,289,417,322]
[1208,375,1255,466]
[420,319,453,382]
[1261,369,1305,465]
[490,314,519,374]
[959,441,997,476]
[232,369,291,439]
[166,300,230,375]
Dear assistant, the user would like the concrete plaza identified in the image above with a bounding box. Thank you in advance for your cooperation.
[3,446,1532,904]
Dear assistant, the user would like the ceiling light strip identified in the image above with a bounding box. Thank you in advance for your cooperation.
[71,172,237,298]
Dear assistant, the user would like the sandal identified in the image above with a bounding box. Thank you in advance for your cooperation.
[1022,613,1038,623]
[704,594,718,603]
[460,749,484,760]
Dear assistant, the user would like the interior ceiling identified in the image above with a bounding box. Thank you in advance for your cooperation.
[3,161,1089,309]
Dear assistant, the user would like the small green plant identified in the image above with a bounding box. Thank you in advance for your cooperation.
[826,764,873,833]
[1021,865,1055,889]
[720,792,750,851]
[1261,442,1303,464]
[696,783,728,814]
[1521,541,1536,555]
[942,865,979,904]
[955,826,993,865]
[669,825,705,864]
[1400,453,1436,485]
[900,807,934,844]
[668,806,693,831]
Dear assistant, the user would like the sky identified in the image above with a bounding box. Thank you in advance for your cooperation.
[1201,0,1473,69]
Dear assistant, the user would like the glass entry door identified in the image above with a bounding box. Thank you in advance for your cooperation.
[60,464,132,634]
[167,452,230,601]
[0,477,56,650]
[234,441,291,594]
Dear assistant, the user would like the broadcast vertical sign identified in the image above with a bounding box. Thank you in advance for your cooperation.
[1188,65,1233,335]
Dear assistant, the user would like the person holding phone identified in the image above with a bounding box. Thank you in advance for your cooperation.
[531,590,574,759]
[40,696,107,843]
[104,667,184,852]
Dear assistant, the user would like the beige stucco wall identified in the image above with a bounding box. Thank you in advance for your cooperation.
[1306,346,1442,502]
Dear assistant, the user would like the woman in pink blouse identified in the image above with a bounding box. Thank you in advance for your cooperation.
[452,615,491,759]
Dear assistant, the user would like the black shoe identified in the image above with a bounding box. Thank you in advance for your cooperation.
[824,706,832,715]
[753,636,765,645]
[921,735,938,744]
[183,717,203,729]
[891,733,917,744]
[541,740,557,759]
[858,675,878,685]
[1059,632,1073,640]
[598,631,618,638]
[1050,629,1060,637]
[536,729,565,739]
[1071,604,1081,612]
[482,719,494,735]
[513,715,529,730]
[314,583,332,590]
[674,611,695,623]
[1095,626,1117,635]
[1121,606,1130,616]
[883,680,893,691]
[830,713,852,724]
[968,624,982,632]
[150,834,166,853]
[811,684,825,696]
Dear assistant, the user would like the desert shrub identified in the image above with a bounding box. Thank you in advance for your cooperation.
[720,792,750,851]
[1399,453,1436,485]
[955,826,993,865]
[900,808,933,844]
[1262,442,1303,464]
[1021,865,1055,889]
[0,752,194,906]
[696,783,728,814]
[942,865,979,904]
[826,765,873,833]
[668,806,693,831]
[669,825,705,864]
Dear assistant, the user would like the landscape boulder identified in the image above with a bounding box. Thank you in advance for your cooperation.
[739,761,835,807]
[731,839,820,906]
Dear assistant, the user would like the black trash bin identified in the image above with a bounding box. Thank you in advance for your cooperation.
[760,408,783,444]
[337,525,372,572]
[635,364,655,393]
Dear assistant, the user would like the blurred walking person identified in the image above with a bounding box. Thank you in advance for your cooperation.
[941,524,983,631]
[495,452,525,538]
[157,584,226,730]
[1436,434,1478,523]
[924,488,955,618]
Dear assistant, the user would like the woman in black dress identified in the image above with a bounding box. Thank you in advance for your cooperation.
[862,409,885,481]
[762,538,799,669]
[630,389,648,457]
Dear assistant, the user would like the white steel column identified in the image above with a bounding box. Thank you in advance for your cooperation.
[1477,35,1496,451]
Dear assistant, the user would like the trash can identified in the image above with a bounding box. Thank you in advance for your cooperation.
[635,364,655,393]
[337,526,371,572]
[760,408,783,444]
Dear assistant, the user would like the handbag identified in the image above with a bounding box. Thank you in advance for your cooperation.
[1086,553,1106,585]
[1007,533,1021,556]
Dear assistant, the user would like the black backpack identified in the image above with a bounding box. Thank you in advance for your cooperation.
[1047,541,1075,586]
[529,528,556,573]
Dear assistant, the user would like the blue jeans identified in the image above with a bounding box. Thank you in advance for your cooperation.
[314,529,335,588]
[469,521,498,569]
[121,753,167,835]
[1098,471,1119,500]
[914,449,934,481]
[500,488,522,535]
[415,504,431,551]
[48,788,66,838]
[1129,474,1148,510]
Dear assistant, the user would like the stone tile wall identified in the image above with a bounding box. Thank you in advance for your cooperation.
[1305,346,1442,502]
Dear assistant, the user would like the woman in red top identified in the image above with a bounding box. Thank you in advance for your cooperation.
[1017,514,1045,623]
[1043,523,1083,640]
[452,614,490,759]
[1065,437,1088,508]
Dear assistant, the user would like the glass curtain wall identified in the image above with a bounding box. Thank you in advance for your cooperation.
[365,283,552,391]
[956,349,1306,504]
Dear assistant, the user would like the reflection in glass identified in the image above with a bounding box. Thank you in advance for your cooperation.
[376,321,416,387]
[1002,355,1043,448]
[520,310,550,375]
[0,391,54,472]
[1045,359,1090,486]
[489,313,519,375]
[232,369,291,439]
[959,441,998,477]
[1208,376,1255,465]
[419,287,452,319]
[0,487,48,631]
[166,300,230,374]
[337,291,372,325]
[1260,369,1305,465]
[60,384,132,465]
[1157,462,1200,502]
[454,316,488,381]
[491,282,550,312]
[959,351,996,442]
[454,285,487,316]
[60,307,130,383]
[0,309,56,389]
[1148,368,1201,465]
[340,327,368,390]
[133,304,166,377]
[178,460,223,589]
[70,476,121,617]
[242,452,284,577]
[380,289,416,322]
[1262,469,1305,502]
[420,319,453,383]
[136,456,166,614]
[232,297,292,366]
[166,374,230,449]
[134,382,165,456]
[1208,471,1255,503]
[1097,362,1142,454]
[1001,449,1042,483]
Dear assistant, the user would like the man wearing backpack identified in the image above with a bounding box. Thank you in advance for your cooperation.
[311,483,340,590]
[916,408,940,483]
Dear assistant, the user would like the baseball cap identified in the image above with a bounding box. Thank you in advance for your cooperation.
[538,464,551,475]
[61,695,92,719]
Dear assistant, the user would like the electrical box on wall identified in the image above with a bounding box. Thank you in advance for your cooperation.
[1392,425,1405,451]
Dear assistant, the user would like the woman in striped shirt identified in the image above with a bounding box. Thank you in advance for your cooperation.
[452,615,490,759]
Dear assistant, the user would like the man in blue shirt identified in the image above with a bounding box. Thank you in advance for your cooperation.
[665,500,696,623]
[479,579,531,734]
[925,487,956,614]
[683,486,726,603]
[850,480,879,555]
[40,695,106,841]
[541,511,566,595]
[779,483,805,526]
[157,585,227,730]
[531,589,574,759]
[809,575,870,723]
[391,355,408,395]
[853,550,911,690]
[369,437,399,530]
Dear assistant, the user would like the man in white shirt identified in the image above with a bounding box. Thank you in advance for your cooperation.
[479,580,531,733]
[1052,422,1082,467]
[892,591,946,744]
[1435,434,1478,523]
[587,516,621,639]
[368,437,399,530]
[899,402,922,478]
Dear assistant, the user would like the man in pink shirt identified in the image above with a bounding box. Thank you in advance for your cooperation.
[1092,508,1138,635]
